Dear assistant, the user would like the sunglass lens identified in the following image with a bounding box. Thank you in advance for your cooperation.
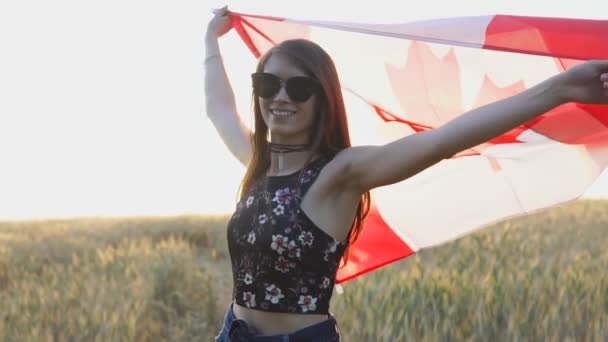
[252,73,280,99]
[286,77,317,102]
[252,73,319,102]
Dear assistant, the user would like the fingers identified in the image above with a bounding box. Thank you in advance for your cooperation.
[601,73,608,89]
[591,60,608,79]
[212,5,228,16]
[207,5,233,39]
[592,59,608,66]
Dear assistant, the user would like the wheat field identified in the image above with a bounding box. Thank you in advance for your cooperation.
[0,200,606,341]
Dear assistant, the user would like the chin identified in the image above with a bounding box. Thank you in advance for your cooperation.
[268,127,310,142]
[268,129,297,140]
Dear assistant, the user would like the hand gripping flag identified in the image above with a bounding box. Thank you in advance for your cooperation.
[227,11,608,283]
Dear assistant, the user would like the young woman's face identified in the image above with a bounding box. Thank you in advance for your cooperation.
[259,54,318,144]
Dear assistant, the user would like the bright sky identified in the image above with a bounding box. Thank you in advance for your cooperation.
[0,0,606,221]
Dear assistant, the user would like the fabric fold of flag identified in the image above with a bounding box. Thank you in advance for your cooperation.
[227,11,608,283]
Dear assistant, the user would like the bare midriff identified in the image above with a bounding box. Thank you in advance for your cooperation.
[232,302,330,335]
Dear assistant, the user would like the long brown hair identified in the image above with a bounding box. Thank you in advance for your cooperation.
[239,39,370,253]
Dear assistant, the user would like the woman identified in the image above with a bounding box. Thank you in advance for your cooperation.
[205,7,608,341]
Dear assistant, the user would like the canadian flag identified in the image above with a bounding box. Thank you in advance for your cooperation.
[227,11,608,282]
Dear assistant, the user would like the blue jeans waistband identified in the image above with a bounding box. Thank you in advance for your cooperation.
[215,303,340,341]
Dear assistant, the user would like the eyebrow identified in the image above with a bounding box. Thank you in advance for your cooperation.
[262,71,309,79]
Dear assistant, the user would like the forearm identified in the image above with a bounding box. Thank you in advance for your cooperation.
[204,34,240,122]
[438,74,566,157]
[203,33,252,165]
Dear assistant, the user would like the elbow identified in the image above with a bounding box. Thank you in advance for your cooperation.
[205,99,238,122]
[429,129,456,161]
[205,101,218,119]
[205,110,217,121]
[205,105,229,123]
[438,145,458,160]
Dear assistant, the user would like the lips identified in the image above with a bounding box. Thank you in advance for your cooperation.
[271,109,296,117]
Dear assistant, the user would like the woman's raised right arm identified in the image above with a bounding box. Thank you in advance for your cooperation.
[204,8,252,166]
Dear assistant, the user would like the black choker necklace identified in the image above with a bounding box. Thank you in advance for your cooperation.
[269,143,310,153]
[269,143,310,171]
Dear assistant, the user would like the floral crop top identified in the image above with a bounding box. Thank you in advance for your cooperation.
[227,157,346,315]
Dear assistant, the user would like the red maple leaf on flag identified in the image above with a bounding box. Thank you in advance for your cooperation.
[375,42,608,153]
[227,11,608,283]
[366,41,526,158]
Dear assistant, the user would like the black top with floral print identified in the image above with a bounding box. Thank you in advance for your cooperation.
[227,157,346,314]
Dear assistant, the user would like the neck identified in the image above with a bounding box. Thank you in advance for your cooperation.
[267,143,313,176]
[269,142,309,153]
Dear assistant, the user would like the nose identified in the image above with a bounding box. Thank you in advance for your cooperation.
[273,83,290,102]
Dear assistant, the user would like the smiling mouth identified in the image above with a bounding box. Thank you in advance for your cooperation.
[271,109,296,117]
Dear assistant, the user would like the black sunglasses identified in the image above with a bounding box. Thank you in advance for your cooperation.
[251,72,320,102]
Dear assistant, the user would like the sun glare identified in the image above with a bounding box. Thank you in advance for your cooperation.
[0,0,606,221]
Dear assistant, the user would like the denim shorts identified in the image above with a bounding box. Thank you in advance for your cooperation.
[214,304,340,341]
